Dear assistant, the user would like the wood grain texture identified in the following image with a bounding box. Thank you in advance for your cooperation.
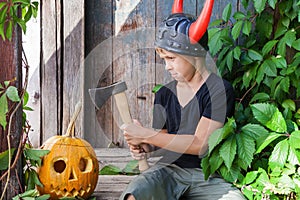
[40,0,61,141]
[62,0,84,137]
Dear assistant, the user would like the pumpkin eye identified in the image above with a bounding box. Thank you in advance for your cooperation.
[54,160,66,173]
[79,158,92,172]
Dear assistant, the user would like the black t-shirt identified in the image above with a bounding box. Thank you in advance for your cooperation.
[152,73,235,168]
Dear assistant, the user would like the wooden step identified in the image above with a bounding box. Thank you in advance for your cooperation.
[92,148,160,199]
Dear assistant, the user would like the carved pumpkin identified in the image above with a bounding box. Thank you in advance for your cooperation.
[37,102,99,199]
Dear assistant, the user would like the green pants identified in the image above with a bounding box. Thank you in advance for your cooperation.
[119,163,246,200]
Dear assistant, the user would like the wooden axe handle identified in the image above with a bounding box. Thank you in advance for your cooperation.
[113,92,149,172]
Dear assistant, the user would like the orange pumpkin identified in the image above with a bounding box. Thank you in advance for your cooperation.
[37,102,99,199]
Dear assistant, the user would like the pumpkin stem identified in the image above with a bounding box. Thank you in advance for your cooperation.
[66,101,82,137]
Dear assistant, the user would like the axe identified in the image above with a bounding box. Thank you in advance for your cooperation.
[89,81,149,172]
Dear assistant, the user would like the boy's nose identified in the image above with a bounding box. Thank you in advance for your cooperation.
[165,63,172,70]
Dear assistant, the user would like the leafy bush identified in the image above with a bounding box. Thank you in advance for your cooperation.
[202,0,300,199]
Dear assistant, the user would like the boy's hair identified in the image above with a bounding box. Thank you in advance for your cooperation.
[155,47,206,72]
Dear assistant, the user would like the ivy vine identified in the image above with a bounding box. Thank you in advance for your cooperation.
[203,0,300,199]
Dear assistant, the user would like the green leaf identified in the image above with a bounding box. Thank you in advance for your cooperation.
[35,194,51,200]
[248,49,263,61]
[6,20,13,41]
[226,51,233,72]
[12,189,39,200]
[271,55,287,68]
[256,168,270,187]
[268,0,277,9]
[236,133,255,170]
[242,20,251,36]
[0,94,8,129]
[23,91,29,106]
[287,146,300,165]
[0,22,5,40]
[17,20,26,34]
[241,124,269,146]
[251,103,287,133]
[0,148,16,170]
[208,28,223,56]
[242,171,259,185]
[218,164,240,182]
[0,2,6,10]
[209,147,223,174]
[208,128,223,154]
[219,136,237,170]
[274,25,287,39]
[222,3,232,22]
[6,86,21,102]
[241,0,249,9]
[233,11,245,20]
[201,155,211,180]
[256,63,265,85]
[123,160,139,175]
[250,92,270,103]
[27,170,43,190]
[24,6,32,22]
[0,5,8,24]
[233,46,241,60]
[282,99,296,111]
[269,139,289,169]
[231,20,243,40]
[152,84,163,93]
[277,37,287,56]
[254,0,267,14]
[289,130,300,149]
[99,165,122,175]
[31,3,39,18]
[281,16,290,28]
[24,149,50,166]
[260,59,277,78]
[262,40,278,56]
[12,0,30,4]
[292,39,300,51]
[279,76,290,93]
[255,132,282,154]
[284,29,297,47]
[243,65,257,88]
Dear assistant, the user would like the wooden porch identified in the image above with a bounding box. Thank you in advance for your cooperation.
[93,148,160,200]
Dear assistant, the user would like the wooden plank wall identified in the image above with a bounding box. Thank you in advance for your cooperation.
[40,0,239,147]
[40,0,84,143]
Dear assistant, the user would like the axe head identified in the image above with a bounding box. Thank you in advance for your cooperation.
[89,81,127,109]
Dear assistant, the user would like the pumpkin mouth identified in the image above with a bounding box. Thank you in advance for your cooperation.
[50,184,92,197]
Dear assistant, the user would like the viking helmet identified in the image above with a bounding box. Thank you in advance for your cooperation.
[155,0,214,57]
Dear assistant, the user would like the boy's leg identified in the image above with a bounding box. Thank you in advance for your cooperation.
[119,164,188,200]
[179,168,246,200]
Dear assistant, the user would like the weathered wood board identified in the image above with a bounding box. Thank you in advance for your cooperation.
[93,148,160,199]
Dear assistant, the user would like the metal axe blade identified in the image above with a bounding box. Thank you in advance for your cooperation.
[89,81,127,109]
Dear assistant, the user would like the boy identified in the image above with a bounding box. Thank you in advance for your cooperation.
[120,0,245,199]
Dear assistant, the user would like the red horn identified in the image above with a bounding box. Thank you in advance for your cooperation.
[189,0,214,44]
[172,0,184,13]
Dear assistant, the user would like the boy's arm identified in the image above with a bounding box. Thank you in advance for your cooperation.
[123,117,222,156]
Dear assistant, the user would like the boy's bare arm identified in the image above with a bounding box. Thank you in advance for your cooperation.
[123,117,223,156]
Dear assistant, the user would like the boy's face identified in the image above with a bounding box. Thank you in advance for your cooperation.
[158,49,196,82]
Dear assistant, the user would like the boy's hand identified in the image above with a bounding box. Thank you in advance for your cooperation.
[129,144,151,160]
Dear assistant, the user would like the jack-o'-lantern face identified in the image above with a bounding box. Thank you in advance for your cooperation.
[37,136,99,199]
